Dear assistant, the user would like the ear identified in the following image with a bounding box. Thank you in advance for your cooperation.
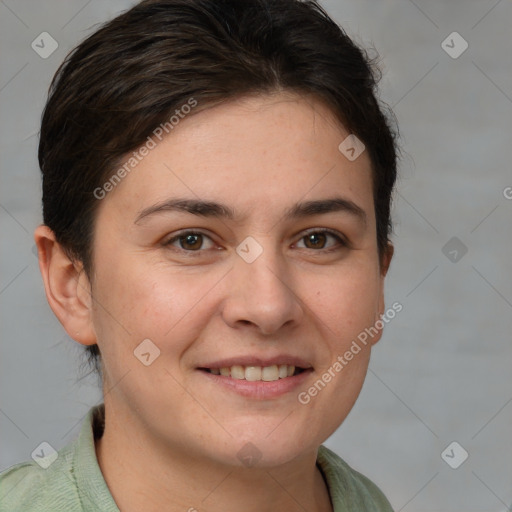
[379,242,394,279]
[371,242,395,346]
[34,225,96,346]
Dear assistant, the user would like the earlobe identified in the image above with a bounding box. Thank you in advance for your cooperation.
[34,225,97,346]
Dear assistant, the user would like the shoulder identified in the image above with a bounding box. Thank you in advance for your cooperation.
[317,444,394,512]
[0,445,82,512]
[0,404,111,512]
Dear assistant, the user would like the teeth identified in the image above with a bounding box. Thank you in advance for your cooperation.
[262,365,278,381]
[209,364,297,381]
[231,365,245,380]
[245,366,262,381]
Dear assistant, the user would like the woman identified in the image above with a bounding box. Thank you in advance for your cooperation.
[0,0,398,510]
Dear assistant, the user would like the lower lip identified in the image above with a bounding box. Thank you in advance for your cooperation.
[197,369,314,399]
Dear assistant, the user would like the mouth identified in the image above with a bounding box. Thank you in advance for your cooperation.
[196,355,314,398]
[198,364,308,382]
[197,364,313,399]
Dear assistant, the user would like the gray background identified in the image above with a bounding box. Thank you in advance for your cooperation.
[1,1,511,510]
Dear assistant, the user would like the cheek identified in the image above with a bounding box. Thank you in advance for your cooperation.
[292,269,380,442]
[307,263,381,341]
[90,258,220,355]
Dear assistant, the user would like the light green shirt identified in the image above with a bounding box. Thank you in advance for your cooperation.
[0,404,394,511]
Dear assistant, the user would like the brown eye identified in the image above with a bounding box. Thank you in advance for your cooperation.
[303,232,328,249]
[164,231,215,252]
[179,233,203,250]
[296,229,346,251]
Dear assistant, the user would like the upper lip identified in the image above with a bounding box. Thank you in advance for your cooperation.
[198,355,313,370]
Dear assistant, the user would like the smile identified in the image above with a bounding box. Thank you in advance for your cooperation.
[200,364,306,381]
[197,365,313,399]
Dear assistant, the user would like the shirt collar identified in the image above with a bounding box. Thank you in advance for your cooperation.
[72,403,120,511]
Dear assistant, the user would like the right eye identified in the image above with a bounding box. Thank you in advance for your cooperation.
[163,231,216,252]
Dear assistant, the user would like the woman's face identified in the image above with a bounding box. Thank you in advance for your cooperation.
[88,92,392,467]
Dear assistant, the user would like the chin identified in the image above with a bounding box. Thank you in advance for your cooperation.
[224,431,317,470]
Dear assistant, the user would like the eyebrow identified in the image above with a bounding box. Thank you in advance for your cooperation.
[134,196,367,227]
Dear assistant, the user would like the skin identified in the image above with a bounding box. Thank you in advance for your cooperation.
[35,91,393,512]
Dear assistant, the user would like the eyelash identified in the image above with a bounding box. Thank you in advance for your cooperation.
[163,228,348,255]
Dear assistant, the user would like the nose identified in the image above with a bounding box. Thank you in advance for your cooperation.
[220,245,304,335]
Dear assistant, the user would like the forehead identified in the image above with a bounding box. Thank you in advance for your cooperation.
[96,93,375,227]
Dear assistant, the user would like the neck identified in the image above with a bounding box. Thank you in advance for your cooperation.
[94,403,333,512]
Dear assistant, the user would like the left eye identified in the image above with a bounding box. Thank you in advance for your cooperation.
[295,230,345,250]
